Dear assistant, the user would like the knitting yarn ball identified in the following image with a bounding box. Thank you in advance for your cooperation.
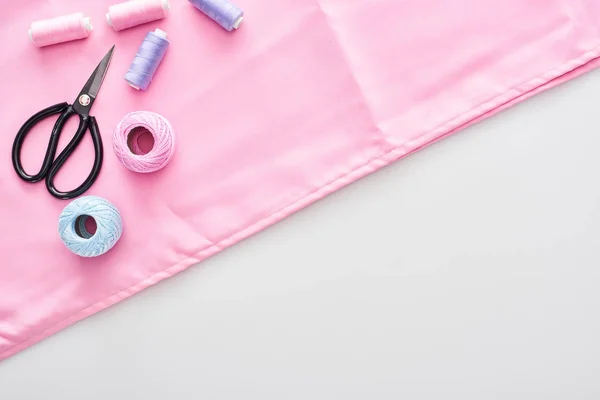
[58,196,123,257]
[113,111,175,173]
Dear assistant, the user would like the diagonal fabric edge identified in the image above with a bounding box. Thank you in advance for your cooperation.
[2,42,599,362]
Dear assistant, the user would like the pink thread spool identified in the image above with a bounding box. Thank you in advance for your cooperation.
[106,0,171,32]
[29,13,92,47]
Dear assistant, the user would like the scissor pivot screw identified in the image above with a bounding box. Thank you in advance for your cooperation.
[79,94,91,107]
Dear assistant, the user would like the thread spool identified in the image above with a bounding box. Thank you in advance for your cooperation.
[58,196,123,258]
[125,29,169,91]
[113,111,175,173]
[29,13,93,47]
[107,0,171,32]
[188,0,244,31]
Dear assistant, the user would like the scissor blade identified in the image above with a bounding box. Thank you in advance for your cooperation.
[81,46,115,100]
[73,46,115,116]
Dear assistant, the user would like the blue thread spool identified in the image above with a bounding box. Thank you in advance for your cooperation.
[58,196,123,257]
[125,28,169,91]
[188,0,244,32]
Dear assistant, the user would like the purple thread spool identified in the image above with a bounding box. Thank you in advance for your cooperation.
[125,29,169,91]
[188,0,244,32]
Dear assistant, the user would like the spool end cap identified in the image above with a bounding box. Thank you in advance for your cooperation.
[154,28,168,39]
[233,16,243,29]
[82,16,93,32]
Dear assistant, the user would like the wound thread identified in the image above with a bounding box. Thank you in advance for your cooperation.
[29,13,92,47]
[125,29,169,91]
[113,111,176,173]
[106,0,171,32]
[58,196,123,258]
[188,0,244,32]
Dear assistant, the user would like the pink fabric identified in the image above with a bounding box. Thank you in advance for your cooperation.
[1,0,600,361]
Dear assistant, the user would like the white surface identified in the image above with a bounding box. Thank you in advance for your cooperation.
[1,70,600,399]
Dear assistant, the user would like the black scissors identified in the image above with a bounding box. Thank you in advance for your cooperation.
[12,46,115,200]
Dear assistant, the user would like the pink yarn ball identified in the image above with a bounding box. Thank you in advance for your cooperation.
[113,111,175,173]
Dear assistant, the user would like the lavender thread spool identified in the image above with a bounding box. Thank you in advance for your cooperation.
[125,29,169,91]
[188,0,244,32]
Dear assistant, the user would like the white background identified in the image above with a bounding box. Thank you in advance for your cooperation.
[1,70,599,399]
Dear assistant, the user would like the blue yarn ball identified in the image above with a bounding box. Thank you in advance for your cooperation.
[58,196,123,257]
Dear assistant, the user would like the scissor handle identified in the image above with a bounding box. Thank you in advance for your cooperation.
[12,102,70,183]
[12,102,104,200]
[45,112,104,200]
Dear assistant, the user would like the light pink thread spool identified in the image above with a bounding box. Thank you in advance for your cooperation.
[29,13,92,47]
[106,0,171,32]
